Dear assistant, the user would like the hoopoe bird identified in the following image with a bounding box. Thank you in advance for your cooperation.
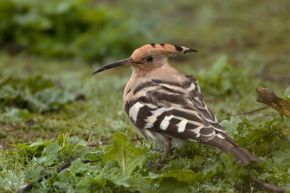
[94,43,258,165]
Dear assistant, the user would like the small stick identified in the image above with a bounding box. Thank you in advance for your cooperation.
[241,106,269,116]
[18,158,75,193]
[250,175,285,193]
[18,158,98,193]
[224,106,269,120]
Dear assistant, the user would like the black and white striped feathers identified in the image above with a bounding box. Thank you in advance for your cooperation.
[125,75,224,141]
[124,74,257,165]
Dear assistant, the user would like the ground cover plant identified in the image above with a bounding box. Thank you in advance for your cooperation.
[0,0,289,193]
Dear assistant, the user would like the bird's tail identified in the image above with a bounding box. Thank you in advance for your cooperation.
[230,146,258,165]
[205,135,258,165]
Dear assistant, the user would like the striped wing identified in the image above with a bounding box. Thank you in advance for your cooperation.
[124,76,228,144]
[185,75,226,133]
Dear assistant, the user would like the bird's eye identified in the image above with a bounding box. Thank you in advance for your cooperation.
[146,56,153,62]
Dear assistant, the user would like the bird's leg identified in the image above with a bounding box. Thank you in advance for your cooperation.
[160,137,172,162]
[153,138,173,170]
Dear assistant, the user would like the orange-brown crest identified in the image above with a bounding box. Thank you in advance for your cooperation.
[93,43,197,74]
[131,43,197,62]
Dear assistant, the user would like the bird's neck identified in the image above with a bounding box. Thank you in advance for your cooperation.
[131,63,176,77]
[131,65,153,77]
[123,63,186,103]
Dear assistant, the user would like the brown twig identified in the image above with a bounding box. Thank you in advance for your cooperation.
[241,106,269,116]
[256,87,290,117]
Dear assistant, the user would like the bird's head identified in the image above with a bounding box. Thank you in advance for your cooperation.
[93,43,197,74]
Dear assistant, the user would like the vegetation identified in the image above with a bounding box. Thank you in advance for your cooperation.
[0,0,289,193]
[0,0,148,61]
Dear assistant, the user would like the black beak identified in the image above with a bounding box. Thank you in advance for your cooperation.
[93,58,132,74]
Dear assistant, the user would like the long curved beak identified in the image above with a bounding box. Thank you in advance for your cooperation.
[93,58,132,74]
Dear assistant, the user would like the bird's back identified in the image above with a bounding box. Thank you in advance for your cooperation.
[123,64,219,139]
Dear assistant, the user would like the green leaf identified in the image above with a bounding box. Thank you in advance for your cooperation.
[220,116,243,135]
[36,143,60,166]
[83,151,103,162]
[103,166,132,187]
[0,76,75,112]
[208,55,228,78]
[12,139,51,156]
[0,108,31,122]
[272,149,290,167]
[149,169,202,184]
[103,133,147,176]
[24,165,43,183]
[145,170,202,193]
[157,178,194,193]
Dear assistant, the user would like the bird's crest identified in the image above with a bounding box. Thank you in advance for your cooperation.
[131,43,197,61]
[93,43,197,74]
[149,43,197,54]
